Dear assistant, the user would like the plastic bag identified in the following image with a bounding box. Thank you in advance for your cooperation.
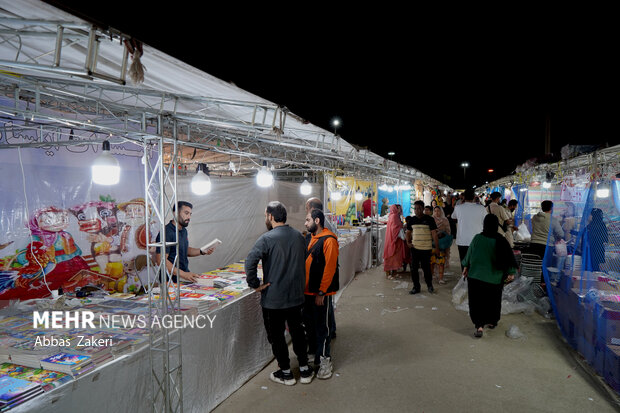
[501,300,535,315]
[505,324,526,339]
[392,281,409,290]
[555,239,567,257]
[534,296,552,316]
[515,222,531,242]
[452,277,468,305]
[398,228,406,241]
[502,276,533,303]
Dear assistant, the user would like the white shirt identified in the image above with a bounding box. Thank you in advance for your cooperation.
[452,202,488,246]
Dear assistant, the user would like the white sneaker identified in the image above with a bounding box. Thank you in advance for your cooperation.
[317,356,333,379]
[299,366,314,384]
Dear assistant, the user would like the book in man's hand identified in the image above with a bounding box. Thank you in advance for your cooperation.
[200,239,221,253]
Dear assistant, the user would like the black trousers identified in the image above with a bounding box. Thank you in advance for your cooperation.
[262,304,308,370]
[303,295,333,364]
[458,245,469,270]
[410,248,433,291]
[528,243,547,259]
[467,277,503,329]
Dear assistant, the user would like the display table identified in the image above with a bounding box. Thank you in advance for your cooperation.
[12,291,271,413]
[10,227,387,412]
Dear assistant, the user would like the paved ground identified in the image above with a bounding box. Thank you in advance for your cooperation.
[213,246,620,413]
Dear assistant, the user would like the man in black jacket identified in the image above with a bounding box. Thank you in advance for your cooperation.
[245,201,314,385]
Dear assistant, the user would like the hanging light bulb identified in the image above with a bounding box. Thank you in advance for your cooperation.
[596,184,610,198]
[542,181,552,189]
[379,184,388,191]
[300,179,312,195]
[191,163,211,195]
[355,192,363,201]
[92,140,120,185]
[331,190,342,201]
[256,161,273,187]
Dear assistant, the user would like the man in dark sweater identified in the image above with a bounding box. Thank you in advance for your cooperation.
[245,201,314,385]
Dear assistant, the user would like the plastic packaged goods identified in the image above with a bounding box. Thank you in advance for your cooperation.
[506,324,526,339]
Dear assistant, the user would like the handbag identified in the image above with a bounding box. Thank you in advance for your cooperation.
[438,231,453,250]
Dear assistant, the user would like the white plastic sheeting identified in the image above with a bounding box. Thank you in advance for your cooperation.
[172,176,321,274]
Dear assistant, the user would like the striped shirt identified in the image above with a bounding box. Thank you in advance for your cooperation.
[410,215,437,250]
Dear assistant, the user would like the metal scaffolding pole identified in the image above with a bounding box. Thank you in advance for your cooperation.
[144,121,183,412]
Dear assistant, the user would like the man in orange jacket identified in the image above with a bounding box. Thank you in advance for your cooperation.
[303,208,339,379]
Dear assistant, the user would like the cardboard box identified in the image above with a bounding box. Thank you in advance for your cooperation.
[578,335,595,365]
[552,288,570,336]
[594,339,606,376]
[605,345,620,393]
[566,289,585,347]
[595,301,620,345]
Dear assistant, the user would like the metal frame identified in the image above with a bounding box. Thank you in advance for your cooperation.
[0,12,453,413]
[0,16,129,84]
[144,128,183,413]
[0,69,450,189]
[481,145,620,191]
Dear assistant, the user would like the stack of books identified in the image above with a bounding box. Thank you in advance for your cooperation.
[62,333,113,367]
[103,333,148,357]
[40,353,94,378]
[0,363,72,392]
[0,337,26,364]
[0,375,43,411]
[195,273,217,287]
[8,338,60,369]
[176,291,219,315]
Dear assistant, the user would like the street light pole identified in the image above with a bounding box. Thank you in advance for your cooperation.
[331,117,341,136]
[461,162,469,184]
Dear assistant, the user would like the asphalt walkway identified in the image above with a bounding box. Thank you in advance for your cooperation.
[213,246,620,413]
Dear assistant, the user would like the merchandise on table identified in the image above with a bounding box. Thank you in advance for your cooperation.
[40,353,93,377]
[0,375,44,410]
[0,259,265,407]
[6,337,61,369]
[0,363,72,391]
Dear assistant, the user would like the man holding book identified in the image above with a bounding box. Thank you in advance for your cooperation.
[155,201,216,283]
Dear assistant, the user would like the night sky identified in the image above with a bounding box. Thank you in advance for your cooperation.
[44,2,619,189]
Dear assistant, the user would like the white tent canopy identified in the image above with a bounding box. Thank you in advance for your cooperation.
[0,0,450,190]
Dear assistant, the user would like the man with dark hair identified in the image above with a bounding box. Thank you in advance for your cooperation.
[409,200,440,294]
[305,197,337,233]
[245,201,313,386]
[362,193,376,218]
[303,208,339,379]
[304,197,337,338]
[508,199,518,211]
[529,200,564,259]
[424,205,433,216]
[155,201,216,283]
[452,189,488,270]
[487,192,514,247]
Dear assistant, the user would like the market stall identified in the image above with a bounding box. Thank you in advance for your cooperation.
[479,144,620,393]
[0,1,450,411]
